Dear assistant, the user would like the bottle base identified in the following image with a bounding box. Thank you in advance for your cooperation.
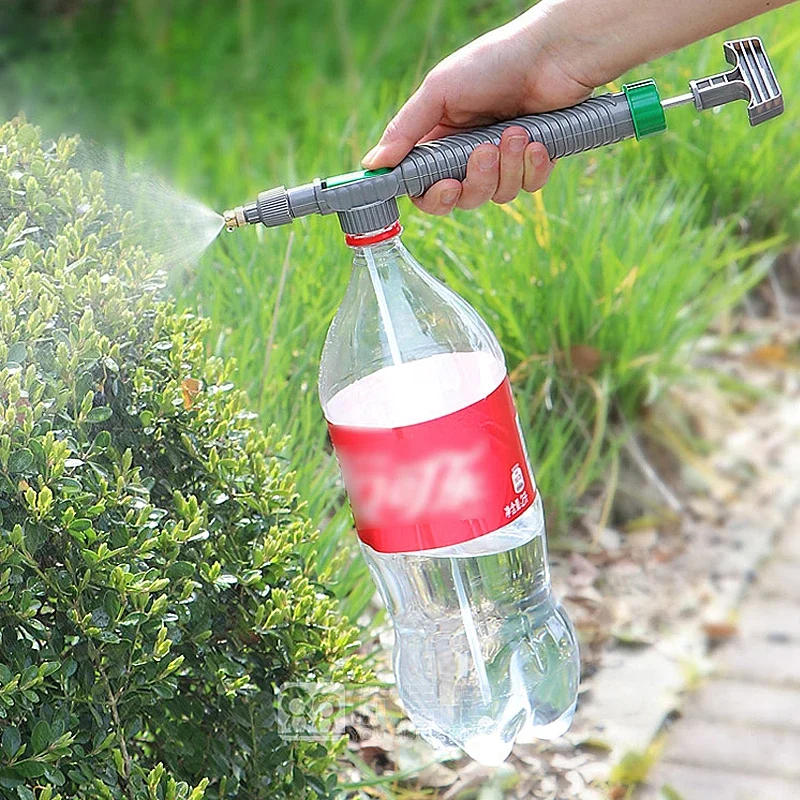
[415,696,578,767]
[461,731,517,767]
[515,696,578,744]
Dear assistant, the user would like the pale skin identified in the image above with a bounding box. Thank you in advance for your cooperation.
[362,0,795,215]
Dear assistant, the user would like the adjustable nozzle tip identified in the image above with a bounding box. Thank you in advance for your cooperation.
[223,207,246,231]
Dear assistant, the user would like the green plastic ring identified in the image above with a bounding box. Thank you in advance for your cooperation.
[623,80,667,140]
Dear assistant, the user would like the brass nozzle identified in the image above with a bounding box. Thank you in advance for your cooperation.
[223,206,246,231]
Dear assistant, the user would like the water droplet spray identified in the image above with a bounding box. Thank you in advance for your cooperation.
[74,143,224,273]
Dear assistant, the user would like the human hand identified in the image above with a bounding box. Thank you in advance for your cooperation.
[361,7,595,214]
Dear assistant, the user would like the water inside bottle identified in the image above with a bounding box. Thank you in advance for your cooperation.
[326,340,579,764]
[361,506,578,765]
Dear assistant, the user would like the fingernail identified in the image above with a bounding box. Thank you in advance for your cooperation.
[509,136,527,154]
[476,149,499,171]
[441,188,460,206]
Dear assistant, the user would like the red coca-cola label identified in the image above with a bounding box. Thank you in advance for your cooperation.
[327,377,535,553]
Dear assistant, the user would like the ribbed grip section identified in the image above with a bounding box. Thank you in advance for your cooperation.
[397,93,634,197]
[255,186,293,227]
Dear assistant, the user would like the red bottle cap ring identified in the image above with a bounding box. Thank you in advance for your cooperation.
[345,221,402,247]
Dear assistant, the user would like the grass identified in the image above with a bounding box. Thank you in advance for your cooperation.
[421,176,779,528]
[1,0,798,627]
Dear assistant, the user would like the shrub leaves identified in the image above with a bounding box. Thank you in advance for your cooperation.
[0,117,367,800]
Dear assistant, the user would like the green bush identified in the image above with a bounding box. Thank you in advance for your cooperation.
[0,117,367,800]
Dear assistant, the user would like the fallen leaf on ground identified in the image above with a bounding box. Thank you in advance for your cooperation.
[536,775,558,797]
[417,762,458,788]
[746,343,789,365]
[623,527,659,549]
[702,620,739,641]
[354,733,397,774]
[578,761,611,783]
[442,762,501,800]
[551,753,589,771]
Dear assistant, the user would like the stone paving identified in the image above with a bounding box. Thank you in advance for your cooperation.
[641,500,800,800]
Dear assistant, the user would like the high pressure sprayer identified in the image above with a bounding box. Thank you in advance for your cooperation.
[226,38,783,765]
[224,38,782,236]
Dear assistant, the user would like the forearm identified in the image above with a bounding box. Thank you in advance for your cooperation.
[519,0,794,86]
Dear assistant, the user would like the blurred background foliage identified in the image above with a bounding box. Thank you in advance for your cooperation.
[1,0,798,633]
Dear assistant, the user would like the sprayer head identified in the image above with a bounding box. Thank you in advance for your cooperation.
[223,187,297,231]
[223,206,246,231]
[694,38,783,124]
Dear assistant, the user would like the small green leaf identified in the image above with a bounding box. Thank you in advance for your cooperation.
[8,450,34,473]
[167,561,195,579]
[85,407,112,423]
[92,431,111,449]
[0,775,22,791]
[1,726,20,758]
[16,785,35,800]
[42,765,65,786]
[304,776,326,796]
[6,343,27,365]
[38,662,60,678]
[187,778,209,800]
[112,748,125,776]
[14,760,45,778]
[31,719,52,753]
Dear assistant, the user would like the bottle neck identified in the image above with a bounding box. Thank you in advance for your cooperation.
[347,228,407,267]
[350,236,408,268]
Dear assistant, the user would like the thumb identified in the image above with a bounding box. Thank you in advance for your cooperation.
[362,78,445,168]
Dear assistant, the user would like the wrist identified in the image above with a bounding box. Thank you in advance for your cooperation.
[520,0,630,88]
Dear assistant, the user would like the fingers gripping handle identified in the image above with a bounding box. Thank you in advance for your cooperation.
[397,92,636,197]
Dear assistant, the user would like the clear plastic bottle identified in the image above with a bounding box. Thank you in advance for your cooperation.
[319,221,579,766]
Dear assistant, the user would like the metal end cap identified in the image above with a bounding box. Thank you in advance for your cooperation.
[337,198,400,235]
